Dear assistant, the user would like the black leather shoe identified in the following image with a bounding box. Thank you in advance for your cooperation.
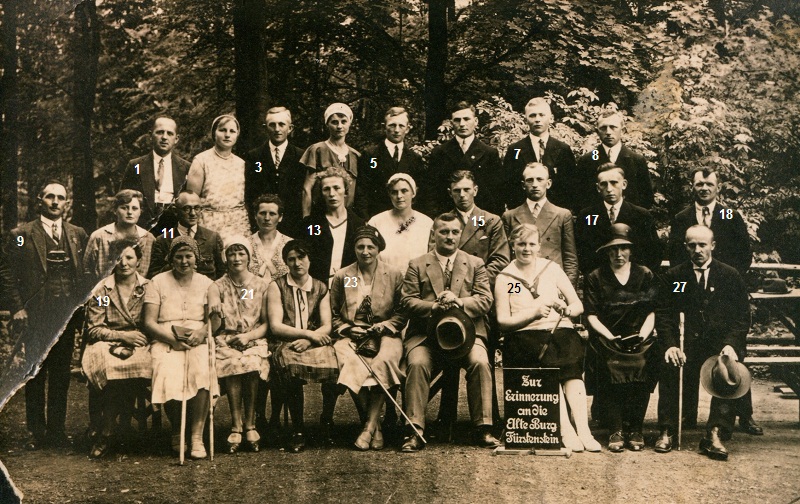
[89,436,111,459]
[289,432,306,453]
[626,431,645,451]
[474,427,501,448]
[654,430,672,453]
[318,417,335,446]
[699,427,728,461]
[739,417,764,436]
[401,433,425,453]
[24,435,45,451]
[608,431,624,453]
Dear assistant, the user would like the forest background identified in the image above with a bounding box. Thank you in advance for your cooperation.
[0,0,799,263]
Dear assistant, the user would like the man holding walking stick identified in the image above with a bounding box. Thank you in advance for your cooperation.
[654,225,751,460]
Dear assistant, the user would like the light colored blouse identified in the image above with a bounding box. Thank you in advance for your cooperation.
[368,210,433,274]
[497,259,575,332]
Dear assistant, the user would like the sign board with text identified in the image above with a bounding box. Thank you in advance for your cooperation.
[503,367,561,450]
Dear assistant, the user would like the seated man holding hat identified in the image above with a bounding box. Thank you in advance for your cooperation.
[399,213,499,452]
[655,225,751,460]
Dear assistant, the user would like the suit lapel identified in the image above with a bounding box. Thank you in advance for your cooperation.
[425,254,445,297]
[171,158,186,194]
[449,251,467,294]
[463,141,486,168]
[31,221,48,273]
[536,202,557,238]
[443,139,464,165]
[514,205,536,228]
[63,223,81,271]
[459,207,480,246]
[139,156,156,209]
[342,263,360,322]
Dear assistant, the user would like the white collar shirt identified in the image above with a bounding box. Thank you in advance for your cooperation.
[269,141,288,167]
[529,132,550,161]
[457,135,475,153]
[286,274,313,330]
[695,201,717,227]
[153,152,174,204]
[177,223,198,238]
[603,200,623,222]
[384,139,404,162]
[434,250,457,276]
[526,197,547,218]
[605,142,622,164]
[40,215,64,241]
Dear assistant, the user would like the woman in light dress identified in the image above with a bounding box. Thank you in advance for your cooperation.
[248,194,292,282]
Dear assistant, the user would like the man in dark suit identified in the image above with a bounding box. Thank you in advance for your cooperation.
[667,168,760,435]
[119,116,190,232]
[576,111,654,209]
[576,163,661,277]
[147,191,225,280]
[244,107,306,234]
[353,107,426,220]
[399,213,500,451]
[503,97,577,212]
[427,102,504,217]
[4,181,89,449]
[502,162,578,286]
[655,225,751,460]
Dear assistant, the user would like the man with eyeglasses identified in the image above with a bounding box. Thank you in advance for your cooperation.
[148,190,225,279]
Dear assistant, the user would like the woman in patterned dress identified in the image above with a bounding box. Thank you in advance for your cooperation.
[367,173,433,274]
[186,114,249,239]
[142,235,217,459]
[266,239,338,453]
[82,240,151,458]
[249,194,292,282]
[330,226,407,451]
[209,236,270,453]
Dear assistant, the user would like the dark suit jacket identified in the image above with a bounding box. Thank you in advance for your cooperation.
[401,250,493,353]
[656,259,749,359]
[244,141,306,235]
[449,206,510,288]
[353,142,426,220]
[667,204,751,275]
[119,152,190,230]
[501,200,578,286]
[148,225,225,280]
[576,200,661,276]
[330,261,408,336]
[427,138,504,217]
[300,209,366,283]
[502,135,577,212]
[5,219,89,314]
[576,144,654,209]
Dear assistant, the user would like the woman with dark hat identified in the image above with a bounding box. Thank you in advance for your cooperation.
[330,225,407,450]
[266,239,338,452]
[208,235,270,453]
[583,223,658,452]
[495,223,601,453]
[142,235,217,459]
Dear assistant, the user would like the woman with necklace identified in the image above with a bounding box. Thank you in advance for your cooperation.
[367,173,433,275]
[248,194,292,281]
[186,114,249,240]
[300,103,360,218]
[208,236,270,453]
[330,226,407,450]
[495,224,601,453]
[82,240,151,458]
[142,235,217,459]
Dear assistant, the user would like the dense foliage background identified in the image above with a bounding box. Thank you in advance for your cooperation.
[1,0,798,262]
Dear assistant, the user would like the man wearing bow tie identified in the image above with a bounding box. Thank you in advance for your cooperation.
[654,225,751,459]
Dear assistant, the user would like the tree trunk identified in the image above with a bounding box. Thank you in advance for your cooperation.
[233,0,268,153]
[425,0,448,140]
[71,0,99,231]
[1,0,19,232]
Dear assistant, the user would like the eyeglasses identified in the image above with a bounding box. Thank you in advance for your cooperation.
[179,206,201,213]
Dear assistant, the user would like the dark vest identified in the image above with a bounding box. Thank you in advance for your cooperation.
[45,225,77,298]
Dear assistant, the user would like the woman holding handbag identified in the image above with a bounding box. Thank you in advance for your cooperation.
[330,226,407,450]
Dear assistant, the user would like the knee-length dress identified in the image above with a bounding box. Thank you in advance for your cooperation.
[189,148,249,240]
[330,261,407,393]
[213,274,271,380]
[81,273,152,390]
[145,271,219,403]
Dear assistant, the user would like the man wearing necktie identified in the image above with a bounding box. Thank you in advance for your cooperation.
[502,162,578,286]
[667,168,759,435]
[427,102,504,216]
[576,111,654,209]
[3,181,89,450]
[120,116,190,231]
[655,225,751,460]
[399,213,499,451]
[244,107,306,235]
[353,107,425,219]
[503,97,577,212]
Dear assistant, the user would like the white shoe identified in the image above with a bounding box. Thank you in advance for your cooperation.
[578,433,602,452]
[562,432,584,453]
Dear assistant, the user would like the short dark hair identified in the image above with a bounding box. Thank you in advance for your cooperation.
[450,101,477,116]
[152,115,178,134]
[690,167,718,183]
[110,239,143,262]
[433,212,463,230]
[596,162,626,179]
[315,167,352,195]
[522,162,549,180]
[448,170,475,186]
[265,106,292,122]
[38,179,68,199]
[252,194,285,216]
[385,106,409,121]
[282,239,312,262]
[113,189,144,209]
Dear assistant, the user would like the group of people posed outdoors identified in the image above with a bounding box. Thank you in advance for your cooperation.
[1,97,760,464]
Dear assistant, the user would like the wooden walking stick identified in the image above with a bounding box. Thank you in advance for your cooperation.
[179,348,189,465]
[207,321,215,461]
[678,312,685,451]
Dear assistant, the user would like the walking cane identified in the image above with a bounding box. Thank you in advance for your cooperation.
[677,312,685,451]
[179,348,189,465]
[207,321,215,462]
[348,341,427,444]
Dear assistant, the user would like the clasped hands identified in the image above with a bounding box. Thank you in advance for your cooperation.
[432,290,462,313]
[665,344,737,367]
[171,327,208,351]
[288,331,331,353]
[532,295,569,320]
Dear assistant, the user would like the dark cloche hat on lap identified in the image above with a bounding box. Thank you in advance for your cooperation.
[427,306,476,360]
[700,354,752,399]
[597,223,634,253]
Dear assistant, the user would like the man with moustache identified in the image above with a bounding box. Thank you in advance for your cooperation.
[354,107,426,219]
[120,116,190,231]
[576,111,654,209]
[427,102,504,216]
[399,213,500,451]
[244,107,306,234]
[503,97,577,212]
[4,181,88,449]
